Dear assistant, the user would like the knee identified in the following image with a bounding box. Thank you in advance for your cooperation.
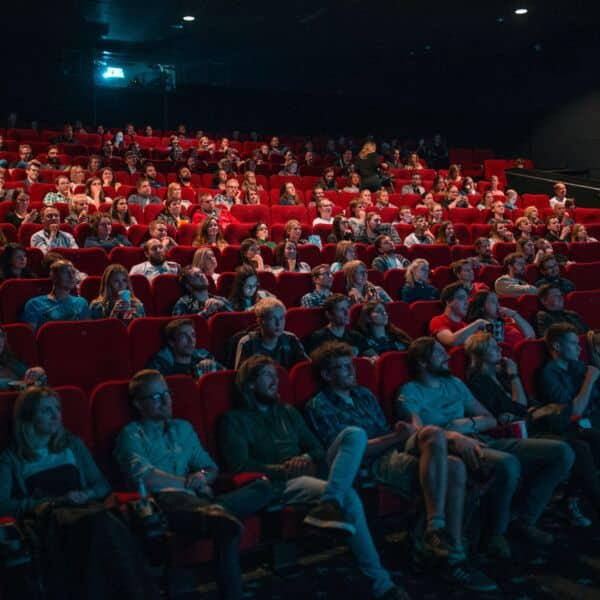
[418,425,446,453]
[447,455,467,487]
[495,454,521,484]
[339,426,368,451]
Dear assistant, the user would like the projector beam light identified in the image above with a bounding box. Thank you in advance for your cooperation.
[102,67,125,79]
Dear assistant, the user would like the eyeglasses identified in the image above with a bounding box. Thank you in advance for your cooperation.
[139,389,171,403]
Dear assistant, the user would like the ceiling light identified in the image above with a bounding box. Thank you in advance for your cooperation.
[514,8,528,15]
[182,15,195,22]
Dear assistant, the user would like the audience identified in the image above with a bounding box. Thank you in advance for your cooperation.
[129,239,180,281]
[401,259,439,303]
[89,264,145,321]
[494,253,537,297]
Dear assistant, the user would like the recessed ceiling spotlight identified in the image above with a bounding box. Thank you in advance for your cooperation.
[514,8,528,15]
[182,15,195,22]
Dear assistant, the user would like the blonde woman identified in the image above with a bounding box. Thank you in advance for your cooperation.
[90,263,145,321]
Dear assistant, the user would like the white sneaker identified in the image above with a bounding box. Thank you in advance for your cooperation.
[566,497,592,528]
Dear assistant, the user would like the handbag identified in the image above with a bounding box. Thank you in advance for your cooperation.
[527,403,572,434]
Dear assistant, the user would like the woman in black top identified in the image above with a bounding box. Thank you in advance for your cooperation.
[465,331,599,528]
[354,142,389,191]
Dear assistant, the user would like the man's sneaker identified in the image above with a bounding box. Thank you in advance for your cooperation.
[442,562,498,592]
[303,500,356,537]
[422,529,454,558]
[510,522,553,546]
[566,497,592,528]
[486,534,512,560]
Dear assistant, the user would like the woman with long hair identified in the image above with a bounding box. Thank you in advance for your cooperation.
[400,258,439,303]
[0,243,35,282]
[192,246,220,284]
[228,264,272,311]
[343,260,391,304]
[0,386,159,599]
[89,264,144,321]
[110,196,138,228]
[465,289,534,347]
[356,300,412,355]
[192,217,228,250]
[273,240,310,273]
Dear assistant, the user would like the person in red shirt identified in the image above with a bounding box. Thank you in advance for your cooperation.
[429,282,488,347]
[465,290,535,349]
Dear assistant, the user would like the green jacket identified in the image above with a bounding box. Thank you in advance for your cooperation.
[219,388,325,483]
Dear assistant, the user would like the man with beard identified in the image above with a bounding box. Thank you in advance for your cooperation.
[129,239,180,282]
[494,253,537,298]
[172,267,233,317]
[220,355,411,600]
[355,212,401,245]
[128,177,162,208]
[397,337,574,559]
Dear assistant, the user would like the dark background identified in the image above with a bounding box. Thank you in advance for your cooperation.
[2,1,600,172]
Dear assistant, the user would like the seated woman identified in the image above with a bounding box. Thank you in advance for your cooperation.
[343,260,391,304]
[192,217,228,251]
[278,182,301,206]
[330,240,356,273]
[0,326,46,390]
[284,219,308,245]
[0,243,36,282]
[400,258,439,303]
[327,215,354,243]
[356,300,412,355]
[89,264,145,321]
[84,212,131,250]
[228,264,273,311]
[435,220,459,246]
[342,172,361,193]
[240,238,266,271]
[465,331,597,529]
[84,176,109,209]
[465,289,535,347]
[571,223,598,243]
[250,221,276,248]
[157,196,189,228]
[5,188,39,229]
[0,386,159,600]
[110,196,138,229]
[65,194,90,227]
[312,197,335,226]
[191,246,220,285]
[524,205,543,226]
[273,240,310,273]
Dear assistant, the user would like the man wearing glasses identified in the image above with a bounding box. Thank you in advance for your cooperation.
[115,369,272,600]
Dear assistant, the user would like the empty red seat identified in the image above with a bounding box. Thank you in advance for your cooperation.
[38,319,132,393]
[0,278,52,323]
[566,290,600,329]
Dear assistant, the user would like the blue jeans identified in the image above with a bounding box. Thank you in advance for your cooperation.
[281,426,394,598]
[482,438,574,535]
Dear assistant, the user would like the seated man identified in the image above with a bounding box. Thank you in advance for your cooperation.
[300,264,333,308]
[397,337,574,558]
[402,216,435,248]
[115,369,273,600]
[234,298,308,369]
[494,253,537,298]
[534,254,575,295]
[21,259,90,330]
[220,355,409,600]
[127,177,162,208]
[146,220,177,252]
[130,239,180,282]
[43,174,72,205]
[429,282,488,348]
[371,234,410,272]
[30,206,79,254]
[305,294,369,356]
[306,342,497,592]
[172,266,233,317]
[474,237,499,266]
[535,283,588,337]
[355,212,402,245]
[147,318,221,377]
[539,323,600,427]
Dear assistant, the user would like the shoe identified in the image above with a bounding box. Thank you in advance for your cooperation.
[303,500,356,537]
[566,497,592,528]
[378,585,412,600]
[422,529,454,558]
[486,534,512,560]
[200,504,243,538]
[510,521,553,546]
[442,562,498,592]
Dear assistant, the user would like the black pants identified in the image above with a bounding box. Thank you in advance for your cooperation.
[155,478,272,600]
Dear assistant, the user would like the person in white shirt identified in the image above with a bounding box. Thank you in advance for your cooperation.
[130,239,180,281]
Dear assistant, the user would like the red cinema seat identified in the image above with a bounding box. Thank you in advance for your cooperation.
[0,278,52,324]
[514,338,547,399]
[230,204,270,224]
[284,307,327,342]
[1,323,38,365]
[276,272,314,307]
[382,269,406,300]
[376,351,409,422]
[566,290,600,329]
[53,247,109,276]
[270,205,308,225]
[207,312,257,365]
[566,261,600,291]
[409,244,452,269]
[108,246,146,270]
[408,301,443,338]
[128,316,210,372]
[568,242,600,263]
[151,273,182,316]
[521,194,550,210]
[37,319,132,393]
